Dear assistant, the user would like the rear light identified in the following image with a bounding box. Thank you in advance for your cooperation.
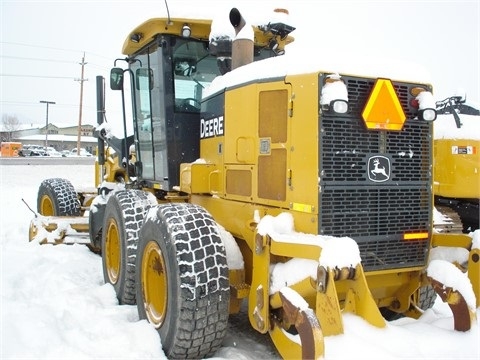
[411,88,437,122]
[418,108,437,121]
[331,99,348,114]
[321,74,349,114]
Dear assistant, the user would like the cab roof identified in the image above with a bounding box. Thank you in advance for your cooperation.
[122,17,294,56]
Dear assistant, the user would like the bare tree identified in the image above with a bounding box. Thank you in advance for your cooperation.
[1,114,20,142]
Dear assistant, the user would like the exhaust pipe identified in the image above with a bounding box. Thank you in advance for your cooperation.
[96,75,105,165]
[229,8,253,70]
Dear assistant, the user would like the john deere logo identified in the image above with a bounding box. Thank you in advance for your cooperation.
[368,156,391,182]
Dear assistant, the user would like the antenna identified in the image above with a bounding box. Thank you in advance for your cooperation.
[164,0,172,25]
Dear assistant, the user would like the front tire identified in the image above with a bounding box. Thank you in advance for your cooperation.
[417,284,437,310]
[37,178,80,216]
[136,203,230,359]
[102,190,155,305]
[381,284,437,321]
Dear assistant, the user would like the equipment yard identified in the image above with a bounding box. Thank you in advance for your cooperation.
[2,7,479,359]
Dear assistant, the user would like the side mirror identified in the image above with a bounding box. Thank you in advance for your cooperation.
[136,68,154,90]
[110,68,124,90]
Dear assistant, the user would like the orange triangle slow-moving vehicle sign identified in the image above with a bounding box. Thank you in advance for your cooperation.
[362,78,406,131]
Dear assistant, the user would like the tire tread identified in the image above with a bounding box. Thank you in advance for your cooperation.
[139,203,229,359]
[37,178,80,216]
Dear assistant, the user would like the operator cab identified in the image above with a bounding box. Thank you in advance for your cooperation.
[126,37,220,192]
[108,17,293,194]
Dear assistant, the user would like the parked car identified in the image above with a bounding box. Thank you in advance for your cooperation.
[29,149,48,156]
[68,148,93,157]
[18,148,32,157]
[23,144,43,151]
[46,149,65,157]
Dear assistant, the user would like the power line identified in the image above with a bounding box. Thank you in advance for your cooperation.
[0,74,76,80]
[86,63,110,71]
[0,55,77,64]
[0,100,95,109]
[0,41,84,55]
[1,54,110,71]
[0,41,113,61]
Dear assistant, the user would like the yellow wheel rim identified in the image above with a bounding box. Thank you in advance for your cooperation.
[142,241,168,328]
[105,218,121,284]
[40,195,54,216]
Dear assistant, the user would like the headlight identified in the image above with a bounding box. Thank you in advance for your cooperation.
[181,25,191,38]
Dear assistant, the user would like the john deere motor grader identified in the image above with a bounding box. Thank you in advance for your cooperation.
[29,8,479,359]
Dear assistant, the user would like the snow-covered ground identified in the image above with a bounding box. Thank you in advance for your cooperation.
[0,164,478,359]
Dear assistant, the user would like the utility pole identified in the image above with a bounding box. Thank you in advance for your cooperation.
[39,100,55,150]
[75,53,88,155]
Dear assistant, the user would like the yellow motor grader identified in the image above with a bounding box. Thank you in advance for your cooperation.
[433,95,479,233]
[29,8,479,359]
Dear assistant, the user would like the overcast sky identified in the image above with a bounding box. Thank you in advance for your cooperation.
[1,0,479,128]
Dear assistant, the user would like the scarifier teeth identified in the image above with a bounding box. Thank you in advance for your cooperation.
[429,277,474,332]
[279,291,324,359]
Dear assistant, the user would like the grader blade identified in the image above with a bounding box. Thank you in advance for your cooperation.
[29,216,91,246]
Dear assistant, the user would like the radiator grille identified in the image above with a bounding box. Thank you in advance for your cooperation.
[359,237,428,270]
[319,76,432,271]
[319,187,430,270]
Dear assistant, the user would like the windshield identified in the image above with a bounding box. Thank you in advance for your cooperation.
[173,39,220,113]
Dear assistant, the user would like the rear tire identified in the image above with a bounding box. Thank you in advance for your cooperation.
[37,178,80,216]
[136,203,230,359]
[102,190,154,305]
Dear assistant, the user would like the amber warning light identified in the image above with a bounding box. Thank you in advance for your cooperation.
[362,78,406,131]
[403,232,429,241]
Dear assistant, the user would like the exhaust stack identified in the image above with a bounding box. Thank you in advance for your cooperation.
[229,8,253,70]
